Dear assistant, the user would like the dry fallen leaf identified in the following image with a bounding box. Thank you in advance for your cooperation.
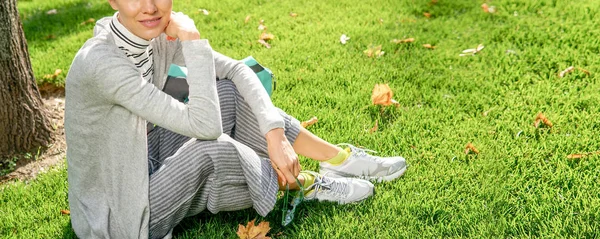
[567,151,600,159]
[459,44,485,56]
[422,44,436,49]
[199,9,210,15]
[578,67,591,76]
[80,18,95,25]
[60,209,70,215]
[371,83,400,106]
[259,32,275,41]
[465,143,479,155]
[559,66,575,78]
[237,219,271,239]
[481,3,496,13]
[38,82,65,96]
[391,38,415,44]
[289,12,298,17]
[340,34,350,44]
[369,119,379,133]
[300,116,318,128]
[534,112,553,128]
[423,12,431,18]
[245,15,252,24]
[257,39,271,49]
[364,45,384,58]
[43,69,62,80]
[46,9,58,15]
[258,19,266,31]
[430,0,438,5]
[379,18,384,24]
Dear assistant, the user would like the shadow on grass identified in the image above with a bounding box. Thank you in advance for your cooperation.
[20,0,114,47]
[173,199,356,238]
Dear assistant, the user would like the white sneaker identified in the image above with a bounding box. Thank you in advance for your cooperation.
[320,144,407,183]
[302,171,374,205]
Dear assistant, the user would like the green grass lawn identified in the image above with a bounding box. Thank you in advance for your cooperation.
[2,0,600,238]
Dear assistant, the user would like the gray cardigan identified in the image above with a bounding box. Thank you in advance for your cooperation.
[65,16,284,238]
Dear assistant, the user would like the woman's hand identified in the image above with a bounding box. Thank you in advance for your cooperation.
[266,128,301,186]
[164,12,200,41]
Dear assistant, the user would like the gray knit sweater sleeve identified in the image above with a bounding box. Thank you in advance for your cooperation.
[172,45,285,136]
[92,39,222,139]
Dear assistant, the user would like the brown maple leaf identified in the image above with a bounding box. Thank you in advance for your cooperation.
[237,219,271,239]
[371,83,399,106]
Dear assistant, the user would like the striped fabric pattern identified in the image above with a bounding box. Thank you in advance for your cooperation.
[110,12,154,83]
[147,80,301,238]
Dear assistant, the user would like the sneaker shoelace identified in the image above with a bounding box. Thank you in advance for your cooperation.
[305,173,350,198]
[337,143,382,163]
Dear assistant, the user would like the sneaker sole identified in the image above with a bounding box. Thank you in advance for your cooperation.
[320,165,408,183]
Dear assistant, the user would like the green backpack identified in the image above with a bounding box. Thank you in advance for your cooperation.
[166,56,275,97]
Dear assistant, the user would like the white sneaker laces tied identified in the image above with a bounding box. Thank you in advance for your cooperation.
[306,173,349,198]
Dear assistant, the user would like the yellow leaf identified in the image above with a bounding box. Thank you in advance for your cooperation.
[423,12,431,18]
[237,219,271,239]
[371,83,394,106]
[244,15,252,24]
[300,116,318,128]
[422,44,436,49]
[289,12,298,17]
[364,45,384,58]
[259,32,275,41]
[80,18,95,25]
[391,38,415,44]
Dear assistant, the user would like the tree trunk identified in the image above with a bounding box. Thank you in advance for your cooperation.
[0,0,53,157]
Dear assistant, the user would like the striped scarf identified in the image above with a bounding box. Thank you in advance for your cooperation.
[110,12,154,83]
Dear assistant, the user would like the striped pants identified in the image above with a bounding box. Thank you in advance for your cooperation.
[147,80,301,238]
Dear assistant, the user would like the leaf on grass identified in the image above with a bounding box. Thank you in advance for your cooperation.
[534,112,553,128]
[340,34,350,44]
[465,143,479,155]
[289,12,298,17]
[257,39,271,49]
[429,0,438,5]
[43,69,62,80]
[46,35,56,40]
[391,38,415,44]
[38,82,65,96]
[379,18,384,24]
[423,12,431,18]
[60,209,70,215]
[259,32,275,41]
[199,9,210,15]
[459,44,484,56]
[364,45,384,58]
[567,151,600,159]
[300,116,318,128]
[369,119,379,133]
[245,15,252,24]
[80,18,95,25]
[371,83,399,106]
[258,20,266,31]
[46,9,58,15]
[558,66,575,78]
[422,44,435,49]
[578,67,591,76]
[237,219,271,239]
[481,3,496,13]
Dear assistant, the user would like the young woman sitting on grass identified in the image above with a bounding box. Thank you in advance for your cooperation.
[64,0,407,238]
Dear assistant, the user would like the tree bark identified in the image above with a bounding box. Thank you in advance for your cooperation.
[0,0,53,157]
